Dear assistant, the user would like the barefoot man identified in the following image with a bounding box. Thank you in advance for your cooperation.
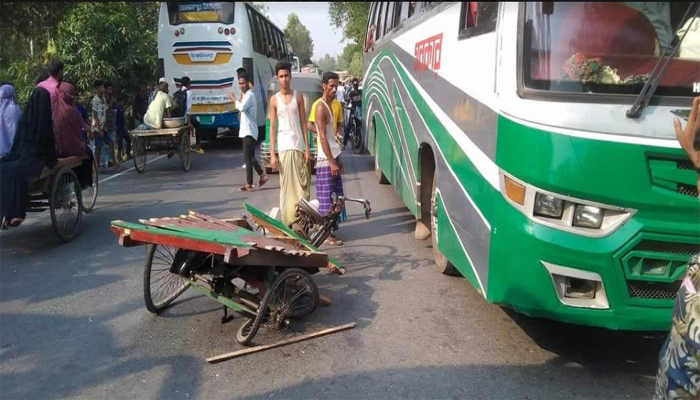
[315,72,345,246]
[269,61,311,226]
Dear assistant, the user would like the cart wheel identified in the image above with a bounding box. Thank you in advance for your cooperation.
[143,244,191,313]
[236,268,319,346]
[50,168,83,243]
[179,131,191,172]
[81,159,98,213]
[133,137,146,173]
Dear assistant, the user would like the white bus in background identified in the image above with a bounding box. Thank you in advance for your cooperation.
[158,2,291,140]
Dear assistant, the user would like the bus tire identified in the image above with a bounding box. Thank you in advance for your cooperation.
[431,171,460,276]
[374,136,388,185]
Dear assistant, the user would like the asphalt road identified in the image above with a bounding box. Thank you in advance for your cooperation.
[0,138,665,399]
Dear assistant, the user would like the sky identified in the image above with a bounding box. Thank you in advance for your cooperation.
[266,2,350,60]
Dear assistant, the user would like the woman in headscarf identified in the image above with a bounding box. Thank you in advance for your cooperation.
[52,81,93,190]
[53,82,88,158]
[0,84,22,158]
[0,87,58,228]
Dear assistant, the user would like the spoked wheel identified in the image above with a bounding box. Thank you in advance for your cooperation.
[236,268,319,346]
[143,244,191,313]
[133,137,146,173]
[50,168,83,243]
[352,122,363,154]
[81,159,98,213]
[179,131,191,172]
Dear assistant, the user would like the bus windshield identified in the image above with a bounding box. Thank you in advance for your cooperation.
[167,2,235,25]
[522,2,700,98]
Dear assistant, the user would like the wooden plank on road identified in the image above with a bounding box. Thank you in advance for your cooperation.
[206,322,356,364]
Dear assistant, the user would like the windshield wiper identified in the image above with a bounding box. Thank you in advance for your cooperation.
[626,3,700,119]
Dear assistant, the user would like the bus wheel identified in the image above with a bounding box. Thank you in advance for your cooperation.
[431,172,460,276]
[374,136,388,185]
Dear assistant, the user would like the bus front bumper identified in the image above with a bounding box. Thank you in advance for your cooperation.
[488,204,697,332]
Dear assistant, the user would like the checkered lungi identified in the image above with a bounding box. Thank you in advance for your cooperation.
[316,164,347,222]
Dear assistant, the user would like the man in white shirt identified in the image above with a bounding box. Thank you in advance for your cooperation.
[269,60,311,226]
[228,70,268,193]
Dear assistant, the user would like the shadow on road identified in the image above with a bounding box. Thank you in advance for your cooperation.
[0,311,202,399]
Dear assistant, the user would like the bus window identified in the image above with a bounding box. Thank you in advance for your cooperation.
[408,2,416,18]
[384,2,394,36]
[376,2,385,39]
[263,22,275,58]
[394,2,405,28]
[458,2,498,39]
[523,2,699,98]
[246,6,260,53]
[167,2,235,25]
[274,29,284,60]
[255,14,269,55]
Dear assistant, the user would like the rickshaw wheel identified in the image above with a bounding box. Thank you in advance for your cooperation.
[236,268,319,346]
[143,244,191,313]
[50,168,83,243]
[81,159,99,213]
[133,137,147,173]
[179,131,191,172]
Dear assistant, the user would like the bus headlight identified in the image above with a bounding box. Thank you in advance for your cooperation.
[573,205,603,229]
[500,171,635,238]
[534,193,564,219]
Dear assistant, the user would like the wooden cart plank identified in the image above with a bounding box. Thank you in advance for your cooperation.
[131,127,186,137]
[244,203,343,268]
[37,156,86,180]
[206,323,356,363]
[125,228,234,256]
[112,220,257,249]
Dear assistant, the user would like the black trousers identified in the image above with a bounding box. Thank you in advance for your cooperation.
[191,118,203,145]
[242,136,263,185]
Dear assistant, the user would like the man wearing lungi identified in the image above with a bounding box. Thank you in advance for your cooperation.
[269,61,311,226]
[315,71,345,246]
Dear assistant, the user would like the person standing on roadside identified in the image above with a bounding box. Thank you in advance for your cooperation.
[103,82,119,168]
[314,71,346,246]
[228,69,268,193]
[654,96,700,400]
[269,61,311,226]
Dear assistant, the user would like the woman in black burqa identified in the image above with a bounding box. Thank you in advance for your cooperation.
[0,87,58,228]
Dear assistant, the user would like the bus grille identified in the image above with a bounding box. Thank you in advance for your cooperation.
[677,160,694,171]
[627,280,681,300]
[634,240,699,255]
[678,183,698,198]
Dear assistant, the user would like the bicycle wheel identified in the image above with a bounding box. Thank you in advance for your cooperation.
[50,168,83,243]
[133,137,147,173]
[81,159,98,213]
[236,268,319,346]
[143,244,191,313]
[352,122,363,154]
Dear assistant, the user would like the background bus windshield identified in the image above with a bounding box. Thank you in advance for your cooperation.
[523,2,700,98]
[167,2,235,25]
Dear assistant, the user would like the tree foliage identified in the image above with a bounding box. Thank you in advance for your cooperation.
[328,2,371,45]
[58,2,159,104]
[1,2,159,109]
[316,54,338,73]
[337,43,363,71]
[284,13,314,65]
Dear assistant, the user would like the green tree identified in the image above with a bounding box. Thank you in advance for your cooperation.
[284,13,314,65]
[337,42,362,71]
[348,52,363,78]
[328,2,371,45]
[316,54,338,72]
[58,2,159,109]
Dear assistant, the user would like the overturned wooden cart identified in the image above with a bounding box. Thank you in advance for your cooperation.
[110,203,342,346]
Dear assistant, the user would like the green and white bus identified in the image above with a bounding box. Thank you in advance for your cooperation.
[363,1,700,331]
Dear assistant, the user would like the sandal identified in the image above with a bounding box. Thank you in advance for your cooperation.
[238,185,254,193]
[9,218,23,227]
[258,174,269,188]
